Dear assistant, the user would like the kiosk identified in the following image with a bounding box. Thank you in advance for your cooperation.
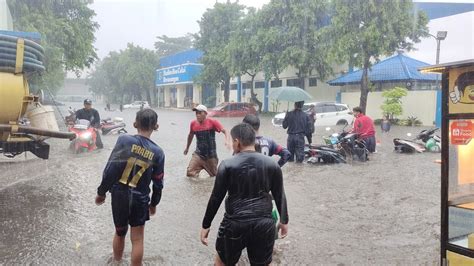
[421,59,474,265]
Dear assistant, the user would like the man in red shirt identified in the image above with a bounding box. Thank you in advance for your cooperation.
[184,104,231,178]
[352,106,376,153]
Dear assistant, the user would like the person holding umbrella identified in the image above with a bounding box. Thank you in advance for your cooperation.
[269,86,313,163]
[282,101,312,163]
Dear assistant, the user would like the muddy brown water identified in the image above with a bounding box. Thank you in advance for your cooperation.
[0,104,440,264]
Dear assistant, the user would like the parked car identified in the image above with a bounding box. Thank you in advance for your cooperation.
[123,101,150,109]
[207,102,257,117]
[272,102,354,127]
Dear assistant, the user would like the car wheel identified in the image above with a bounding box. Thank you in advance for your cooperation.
[336,120,348,126]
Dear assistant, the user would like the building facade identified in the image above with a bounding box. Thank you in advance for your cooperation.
[154,49,216,108]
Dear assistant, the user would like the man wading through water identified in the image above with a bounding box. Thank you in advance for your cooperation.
[282,101,312,163]
[200,123,289,265]
[184,104,230,178]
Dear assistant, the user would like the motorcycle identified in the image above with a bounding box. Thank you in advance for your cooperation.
[394,128,441,153]
[100,117,127,135]
[68,119,97,153]
[305,126,368,164]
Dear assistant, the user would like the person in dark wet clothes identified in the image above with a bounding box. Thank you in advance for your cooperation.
[282,101,311,163]
[95,109,165,266]
[200,123,289,266]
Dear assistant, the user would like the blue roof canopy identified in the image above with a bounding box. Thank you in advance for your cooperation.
[159,49,203,68]
[327,54,440,86]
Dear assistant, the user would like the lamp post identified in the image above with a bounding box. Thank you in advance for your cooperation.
[428,31,448,64]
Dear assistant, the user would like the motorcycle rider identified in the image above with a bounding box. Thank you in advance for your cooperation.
[75,99,104,149]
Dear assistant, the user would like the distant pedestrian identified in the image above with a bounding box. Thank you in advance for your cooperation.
[351,107,376,153]
[119,103,123,112]
[381,115,391,133]
[282,101,312,163]
[184,104,231,178]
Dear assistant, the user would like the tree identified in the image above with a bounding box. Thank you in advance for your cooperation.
[380,86,408,120]
[154,34,194,58]
[194,1,245,102]
[330,0,428,113]
[87,45,159,105]
[7,0,98,94]
[227,7,262,109]
[260,0,333,90]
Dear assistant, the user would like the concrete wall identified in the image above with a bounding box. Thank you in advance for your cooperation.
[221,64,346,112]
[341,90,437,125]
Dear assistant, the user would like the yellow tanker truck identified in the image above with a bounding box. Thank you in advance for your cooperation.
[0,32,75,159]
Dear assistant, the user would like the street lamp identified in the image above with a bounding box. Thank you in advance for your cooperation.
[428,31,448,64]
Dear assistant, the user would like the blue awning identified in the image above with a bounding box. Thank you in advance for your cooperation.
[328,54,440,86]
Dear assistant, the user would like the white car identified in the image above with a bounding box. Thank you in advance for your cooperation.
[123,101,150,109]
[272,102,354,127]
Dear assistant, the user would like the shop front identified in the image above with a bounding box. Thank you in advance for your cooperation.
[421,59,474,264]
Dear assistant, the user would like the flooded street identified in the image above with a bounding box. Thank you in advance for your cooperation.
[0,105,441,264]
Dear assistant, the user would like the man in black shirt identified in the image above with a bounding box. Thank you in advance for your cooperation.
[75,99,104,149]
[200,123,289,266]
[282,101,311,163]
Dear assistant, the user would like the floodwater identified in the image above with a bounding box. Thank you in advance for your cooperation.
[0,104,441,264]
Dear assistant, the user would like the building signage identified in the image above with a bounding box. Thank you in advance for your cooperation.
[451,120,473,145]
[156,64,202,86]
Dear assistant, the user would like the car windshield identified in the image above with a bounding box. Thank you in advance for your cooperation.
[302,105,314,112]
[213,103,226,110]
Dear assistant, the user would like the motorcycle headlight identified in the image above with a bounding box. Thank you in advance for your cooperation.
[79,132,92,141]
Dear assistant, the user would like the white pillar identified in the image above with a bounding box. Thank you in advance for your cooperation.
[164,87,170,107]
[177,85,185,108]
[193,84,202,105]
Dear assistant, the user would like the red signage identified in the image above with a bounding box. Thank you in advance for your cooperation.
[451,120,473,145]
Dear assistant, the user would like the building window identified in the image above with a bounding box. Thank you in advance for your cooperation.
[309,77,318,87]
[255,81,265,89]
[242,82,253,90]
[230,84,237,90]
[271,80,282,88]
[286,78,302,88]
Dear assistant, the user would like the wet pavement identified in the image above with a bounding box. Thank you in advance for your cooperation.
[0,104,441,264]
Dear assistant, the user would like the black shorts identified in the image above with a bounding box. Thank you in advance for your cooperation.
[216,217,275,265]
[111,186,150,229]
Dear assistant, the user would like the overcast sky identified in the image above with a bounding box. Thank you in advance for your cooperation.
[91,0,269,59]
[90,0,473,65]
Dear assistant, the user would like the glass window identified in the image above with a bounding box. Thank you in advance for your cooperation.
[286,78,302,87]
[271,80,282,88]
[322,105,337,113]
[315,106,324,113]
[448,119,474,250]
[309,77,318,87]
[230,84,237,90]
[255,81,265,88]
[336,105,347,111]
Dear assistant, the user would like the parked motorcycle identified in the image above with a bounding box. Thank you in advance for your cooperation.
[101,117,127,135]
[394,128,441,153]
[305,126,368,164]
[68,119,97,153]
